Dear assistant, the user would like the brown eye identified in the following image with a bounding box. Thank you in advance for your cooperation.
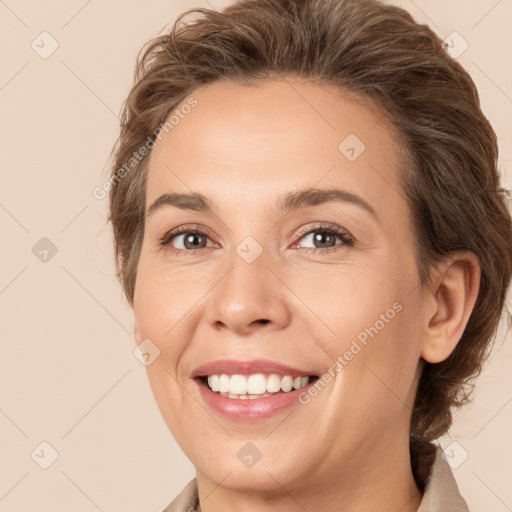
[159,225,218,255]
[173,232,208,250]
[294,225,354,251]
[304,230,338,249]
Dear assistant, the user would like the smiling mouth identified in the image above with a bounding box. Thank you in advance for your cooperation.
[196,373,319,399]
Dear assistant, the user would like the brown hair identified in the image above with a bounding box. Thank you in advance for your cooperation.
[108,0,512,454]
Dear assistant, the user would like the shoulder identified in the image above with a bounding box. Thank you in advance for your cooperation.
[161,478,199,512]
[417,444,470,512]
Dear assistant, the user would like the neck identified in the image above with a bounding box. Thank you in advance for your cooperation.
[195,440,423,512]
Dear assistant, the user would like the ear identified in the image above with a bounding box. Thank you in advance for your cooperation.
[134,323,141,344]
[421,251,481,363]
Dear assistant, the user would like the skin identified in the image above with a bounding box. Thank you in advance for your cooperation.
[133,78,480,512]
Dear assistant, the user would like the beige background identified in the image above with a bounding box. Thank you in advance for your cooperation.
[1,0,511,510]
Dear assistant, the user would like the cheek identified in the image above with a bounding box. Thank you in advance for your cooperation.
[133,262,194,441]
[335,290,423,415]
[133,257,197,370]
[134,248,202,321]
[288,261,406,351]
[301,261,421,397]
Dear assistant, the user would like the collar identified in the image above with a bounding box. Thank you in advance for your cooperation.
[417,445,469,511]
[162,445,469,512]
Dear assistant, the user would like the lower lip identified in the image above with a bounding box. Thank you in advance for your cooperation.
[193,378,318,421]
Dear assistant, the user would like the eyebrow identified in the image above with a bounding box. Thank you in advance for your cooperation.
[147,188,378,220]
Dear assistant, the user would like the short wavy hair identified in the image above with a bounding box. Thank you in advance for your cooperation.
[108,0,512,461]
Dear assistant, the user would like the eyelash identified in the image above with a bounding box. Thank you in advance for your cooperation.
[158,222,355,256]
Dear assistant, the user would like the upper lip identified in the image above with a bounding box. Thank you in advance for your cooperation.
[190,359,319,378]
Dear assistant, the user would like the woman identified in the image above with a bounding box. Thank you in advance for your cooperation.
[107,0,512,510]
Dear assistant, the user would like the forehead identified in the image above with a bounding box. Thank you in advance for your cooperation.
[145,79,408,222]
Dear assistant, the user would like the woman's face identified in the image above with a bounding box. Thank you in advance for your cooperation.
[133,79,428,493]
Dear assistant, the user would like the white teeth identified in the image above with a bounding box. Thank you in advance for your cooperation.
[281,376,293,392]
[208,375,219,392]
[204,373,312,398]
[230,375,248,395]
[248,374,267,394]
[266,374,281,393]
[219,374,230,393]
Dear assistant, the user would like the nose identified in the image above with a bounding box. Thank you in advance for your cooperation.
[205,250,291,336]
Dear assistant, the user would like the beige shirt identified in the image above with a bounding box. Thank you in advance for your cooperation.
[162,446,469,512]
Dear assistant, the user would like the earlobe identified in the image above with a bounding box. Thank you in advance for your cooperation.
[421,252,481,364]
